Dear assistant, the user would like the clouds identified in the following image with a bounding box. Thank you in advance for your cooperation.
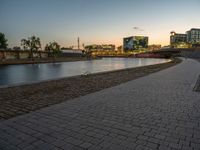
[1,0,199,47]
[133,27,144,31]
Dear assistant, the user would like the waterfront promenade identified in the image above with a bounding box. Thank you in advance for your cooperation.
[0,59,200,150]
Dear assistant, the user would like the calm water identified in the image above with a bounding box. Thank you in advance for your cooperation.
[0,58,170,86]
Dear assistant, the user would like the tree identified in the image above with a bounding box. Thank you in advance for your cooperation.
[0,33,8,49]
[45,41,61,61]
[13,46,21,50]
[21,36,41,60]
[117,45,123,53]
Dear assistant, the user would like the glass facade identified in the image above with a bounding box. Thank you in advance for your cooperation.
[170,28,200,48]
[187,28,200,44]
[85,44,115,51]
[123,36,148,51]
[170,34,187,43]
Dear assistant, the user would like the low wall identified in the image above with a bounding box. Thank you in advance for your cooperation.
[0,52,4,60]
[40,52,48,58]
[19,51,29,59]
[155,48,200,58]
[0,50,48,60]
[180,49,200,58]
[4,51,19,59]
[61,52,85,57]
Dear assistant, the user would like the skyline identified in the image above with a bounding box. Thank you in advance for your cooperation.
[0,0,200,49]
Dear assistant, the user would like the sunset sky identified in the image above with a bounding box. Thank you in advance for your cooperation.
[0,0,200,49]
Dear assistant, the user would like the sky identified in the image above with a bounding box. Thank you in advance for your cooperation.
[0,0,200,49]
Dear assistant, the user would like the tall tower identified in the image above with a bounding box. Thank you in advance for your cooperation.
[82,43,85,50]
[78,37,80,50]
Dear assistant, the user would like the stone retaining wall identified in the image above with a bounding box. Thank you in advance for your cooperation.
[0,50,48,60]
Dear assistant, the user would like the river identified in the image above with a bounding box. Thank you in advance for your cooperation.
[0,58,170,86]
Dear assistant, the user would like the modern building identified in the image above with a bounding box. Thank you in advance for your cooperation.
[61,49,83,57]
[170,31,187,48]
[84,44,115,51]
[170,31,187,43]
[170,28,200,48]
[123,36,148,52]
[186,28,200,44]
[148,44,161,51]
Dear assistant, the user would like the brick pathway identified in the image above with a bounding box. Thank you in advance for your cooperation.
[0,59,200,150]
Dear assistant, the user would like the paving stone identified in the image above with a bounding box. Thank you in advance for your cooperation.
[0,59,200,149]
[80,142,92,149]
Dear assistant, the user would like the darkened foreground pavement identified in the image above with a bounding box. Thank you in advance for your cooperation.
[0,59,200,150]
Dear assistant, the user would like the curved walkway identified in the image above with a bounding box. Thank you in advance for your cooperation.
[0,59,200,150]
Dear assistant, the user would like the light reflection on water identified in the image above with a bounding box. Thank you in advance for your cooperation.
[0,58,170,86]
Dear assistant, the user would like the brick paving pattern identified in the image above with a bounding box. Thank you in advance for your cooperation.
[0,59,200,150]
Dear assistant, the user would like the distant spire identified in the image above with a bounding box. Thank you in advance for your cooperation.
[82,43,85,49]
[78,37,80,50]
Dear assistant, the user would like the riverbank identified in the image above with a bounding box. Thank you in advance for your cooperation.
[0,57,92,65]
[0,58,181,121]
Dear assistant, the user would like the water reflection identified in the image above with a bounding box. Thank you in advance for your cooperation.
[0,58,170,86]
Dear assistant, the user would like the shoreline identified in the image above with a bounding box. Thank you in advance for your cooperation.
[0,59,171,89]
[0,58,182,121]
[0,57,94,65]
[0,56,171,66]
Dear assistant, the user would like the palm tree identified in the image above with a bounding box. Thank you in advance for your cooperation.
[21,36,41,60]
[45,41,61,62]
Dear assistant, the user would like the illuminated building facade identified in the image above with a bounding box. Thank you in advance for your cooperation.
[170,32,187,44]
[148,44,161,51]
[170,32,187,48]
[186,28,200,45]
[84,44,115,51]
[170,28,200,48]
[123,36,148,52]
